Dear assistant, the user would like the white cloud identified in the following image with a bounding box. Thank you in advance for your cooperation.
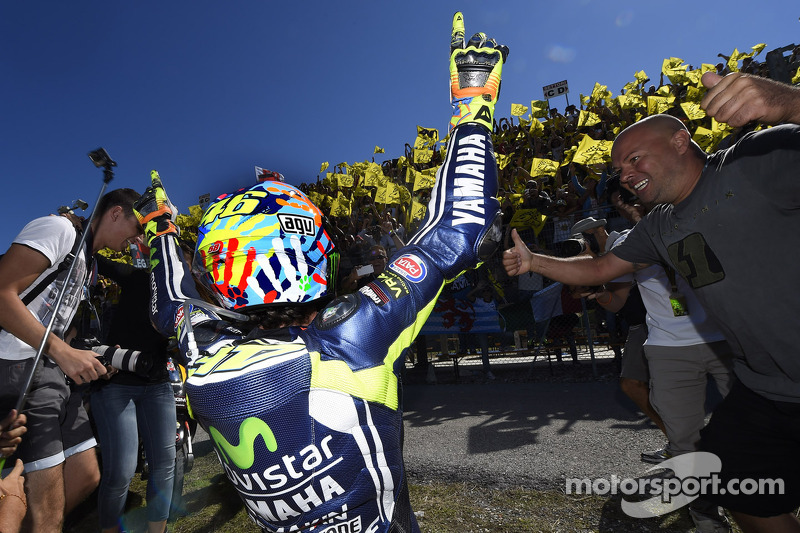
[547,45,576,63]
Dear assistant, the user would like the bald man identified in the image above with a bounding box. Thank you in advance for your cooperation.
[504,72,800,533]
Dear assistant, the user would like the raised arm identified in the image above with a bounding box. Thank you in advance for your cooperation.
[502,228,636,286]
[701,71,800,127]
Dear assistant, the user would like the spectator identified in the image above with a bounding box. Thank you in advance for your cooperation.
[0,188,140,533]
[377,212,405,257]
[586,221,735,531]
[457,271,497,380]
[545,284,581,364]
[340,245,389,293]
[503,73,800,532]
[91,254,176,533]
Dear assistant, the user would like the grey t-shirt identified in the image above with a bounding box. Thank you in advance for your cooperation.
[612,124,800,402]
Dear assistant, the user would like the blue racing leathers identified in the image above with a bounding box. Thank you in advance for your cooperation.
[147,123,501,532]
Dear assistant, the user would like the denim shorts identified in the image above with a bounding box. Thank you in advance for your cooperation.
[0,357,96,473]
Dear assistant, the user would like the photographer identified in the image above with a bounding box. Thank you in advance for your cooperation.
[520,178,554,214]
[90,254,175,533]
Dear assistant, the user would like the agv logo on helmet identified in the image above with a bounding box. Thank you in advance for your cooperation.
[277,213,316,237]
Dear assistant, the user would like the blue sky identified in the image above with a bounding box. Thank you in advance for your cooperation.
[1,1,797,249]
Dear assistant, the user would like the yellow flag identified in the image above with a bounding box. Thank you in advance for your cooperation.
[685,86,703,103]
[634,70,649,83]
[577,110,600,128]
[414,126,439,149]
[692,126,717,152]
[590,82,611,103]
[661,57,688,85]
[336,173,354,188]
[386,182,400,205]
[411,169,430,192]
[405,165,415,184]
[647,96,671,115]
[731,48,755,63]
[511,103,529,116]
[711,118,733,139]
[374,146,385,154]
[752,43,766,56]
[353,185,371,198]
[530,100,549,119]
[727,48,740,72]
[320,162,329,174]
[529,117,545,136]
[561,146,577,166]
[622,80,639,94]
[364,162,383,187]
[375,185,387,204]
[323,172,336,188]
[330,191,352,218]
[413,167,437,192]
[530,158,559,178]
[496,153,511,170]
[680,101,706,121]
[411,200,427,222]
[413,148,433,164]
[572,135,612,166]
[662,57,689,85]
[605,96,621,116]
[685,69,703,87]
[793,66,800,85]
[398,184,411,204]
[509,208,548,236]
[619,93,644,110]
[656,85,673,98]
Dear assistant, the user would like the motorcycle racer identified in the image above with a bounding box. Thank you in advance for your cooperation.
[135,12,508,532]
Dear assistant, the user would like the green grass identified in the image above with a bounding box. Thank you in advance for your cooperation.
[66,446,740,533]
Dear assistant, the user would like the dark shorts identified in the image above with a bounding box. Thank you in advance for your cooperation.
[0,357,96,474]
[699,380,800,517]
[620,324,649,382]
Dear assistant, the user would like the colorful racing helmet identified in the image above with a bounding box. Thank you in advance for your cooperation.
[193,180,333,311]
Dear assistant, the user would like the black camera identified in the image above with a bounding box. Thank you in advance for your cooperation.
[71,336,152,376]
[560,232,601,258]
[87,147,117,169]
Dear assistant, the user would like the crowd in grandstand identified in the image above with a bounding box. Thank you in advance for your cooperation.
[298,43,799,306]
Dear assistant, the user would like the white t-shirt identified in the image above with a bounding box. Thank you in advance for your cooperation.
[0,216,88,361]
[610,230,725,347]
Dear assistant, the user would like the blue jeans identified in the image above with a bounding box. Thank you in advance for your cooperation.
[91,382,176,527]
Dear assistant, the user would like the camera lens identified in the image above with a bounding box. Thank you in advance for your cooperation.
[561,239,586,257]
